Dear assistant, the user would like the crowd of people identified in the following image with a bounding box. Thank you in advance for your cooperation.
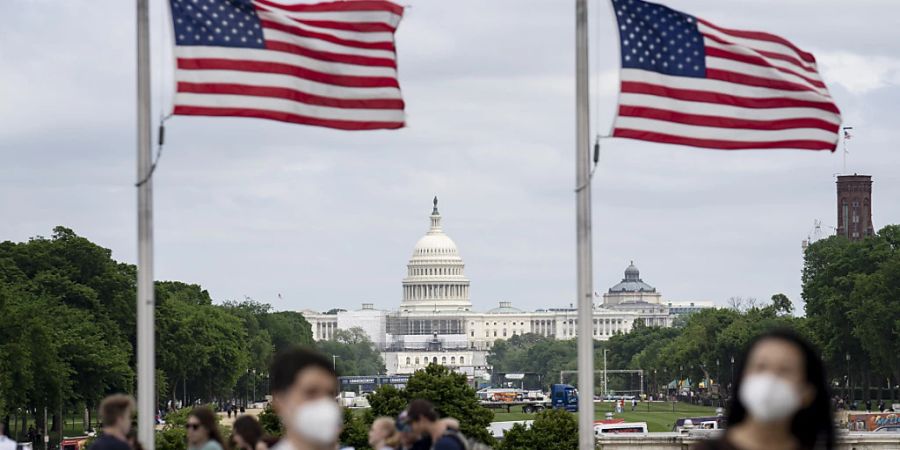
[81,347,471,450]
[63,329,871,450]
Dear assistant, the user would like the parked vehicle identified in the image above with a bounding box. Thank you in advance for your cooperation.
[848,413,900,432]
[594,422,648,436]
[479,384,579,413]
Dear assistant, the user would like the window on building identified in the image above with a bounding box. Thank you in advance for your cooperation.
[503,329,507,337]
[441,356,447,364]
[451,356,456,365]
[470,331,474,337]
[493,330,497,337]
[433,357,438,364]
[406,357,411,365]
[415,357,420,365]
[460,356,465,364]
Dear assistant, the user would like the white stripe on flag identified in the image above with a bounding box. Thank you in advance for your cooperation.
[174,46,398,78]
[698,23,817,72]
[620,69,833,103]
[262,28,396,60]
[618,93,841,124]
[256,10,395,43]
[615,116,837,142]
[175,92,406,122]
[175,69,403,99]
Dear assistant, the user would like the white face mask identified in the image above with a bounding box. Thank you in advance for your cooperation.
[291,398,343,445]
[739,372,802,422]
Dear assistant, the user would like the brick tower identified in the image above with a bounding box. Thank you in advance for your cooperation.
[836,174,874,240]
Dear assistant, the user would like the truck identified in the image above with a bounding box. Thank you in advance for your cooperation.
[479,384,578,413]
[847,413,900,432]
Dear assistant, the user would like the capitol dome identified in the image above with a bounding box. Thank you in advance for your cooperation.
[399,197,472,312]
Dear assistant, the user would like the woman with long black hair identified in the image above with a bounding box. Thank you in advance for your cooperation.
[693,329,835,450]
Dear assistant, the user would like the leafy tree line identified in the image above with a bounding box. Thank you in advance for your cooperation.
[0,227,317,440]
[489,225,900,402]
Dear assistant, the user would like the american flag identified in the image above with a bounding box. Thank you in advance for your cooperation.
[610,0,841,151]
[169,0,405,130]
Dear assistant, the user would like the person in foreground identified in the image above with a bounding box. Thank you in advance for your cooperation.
[269,346,344,450]
[693,329,835,450]
[88,394,134,450]
[186,407,226,450]
[406,400,465,450]
[368,417,400,450]
[232,415,271,450]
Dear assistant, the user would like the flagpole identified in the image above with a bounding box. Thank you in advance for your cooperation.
[136,1,156,448]
[574,0,595,449]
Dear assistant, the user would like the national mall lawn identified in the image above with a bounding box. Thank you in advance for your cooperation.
[491,401,719,432]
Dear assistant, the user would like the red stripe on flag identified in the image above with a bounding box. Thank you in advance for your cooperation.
[177,58,400,88]
[705,69,825,95]
[254,0,404,16]
[705,46,826,89]
[177,82,405,110]
[287,18,396,33]
[174,105,404,130]
[261,19,395,51]
[618,105,839,132]
[612,128,836,151]
[697,18,816,63]
[703,33,817,73]
[265,40,396,68]
[620,81,840,114]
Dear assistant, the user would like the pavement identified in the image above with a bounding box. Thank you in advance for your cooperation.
[217,408,264,427]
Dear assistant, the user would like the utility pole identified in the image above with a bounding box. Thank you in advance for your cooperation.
[574,0,595,448]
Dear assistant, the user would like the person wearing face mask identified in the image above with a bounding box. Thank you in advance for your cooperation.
[186,407,226,450]
[693,329,836,450]
[269,347,344,450]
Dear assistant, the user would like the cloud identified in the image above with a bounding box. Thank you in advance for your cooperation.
[818,51,900,95]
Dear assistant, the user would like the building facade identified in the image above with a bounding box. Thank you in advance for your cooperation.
[302,199,691,377]
[836,174,875,240]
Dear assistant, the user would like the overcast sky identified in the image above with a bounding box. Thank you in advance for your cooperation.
[1,0,898,315]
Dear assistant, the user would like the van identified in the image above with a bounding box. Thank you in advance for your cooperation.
[594,422,648,436]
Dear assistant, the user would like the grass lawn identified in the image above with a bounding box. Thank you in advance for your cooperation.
[491,402,719,432]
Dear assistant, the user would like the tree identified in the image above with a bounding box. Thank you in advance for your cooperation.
[769,293,794,316]
[315,327,385,376]
[496,408,577,450]
[339,408,370,450]
[404,364,494,444]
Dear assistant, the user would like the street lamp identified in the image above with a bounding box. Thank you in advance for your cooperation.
[730,355,735,397]
[716,359,721,407]
[845,352,851,404]
[332,355,341,371]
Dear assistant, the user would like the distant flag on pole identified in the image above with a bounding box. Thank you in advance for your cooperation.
[609,0,841,151]
[168,0,406,130]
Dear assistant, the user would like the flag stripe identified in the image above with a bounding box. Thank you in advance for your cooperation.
[254,0,404,16]
[620,81,840,114]
[174,92,406,122]
[618,93,840,125]
[620,69,833,105]
[702,34,819,76]
[177,82,405,110]
[175,46,397,78]
[615,116,837,142]
[612,128,835,151]
[705,68,824,95]
[618,105,839,132]
[265,40,397,69]
[705,46,825,88]
[174,105,404,130]
[175,69,402,99]
[282,18,396,33]
[262,28,395,59]
[260,17,395,51]
[697,18,816,63]
[698,23,817,72]
[177,58,400,88]
[706,57,828,95]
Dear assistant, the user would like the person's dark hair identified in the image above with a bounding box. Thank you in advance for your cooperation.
[189,407,225,448]
[269,346,337,394]
[126,429,145,450]
[728,328,835,450]
[99,394,135,428]
[406,399,438,423]
[232,415,264,450]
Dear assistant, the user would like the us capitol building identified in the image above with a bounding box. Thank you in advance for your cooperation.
[301,198,710,377]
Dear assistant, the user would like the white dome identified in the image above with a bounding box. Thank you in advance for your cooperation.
[399,197,472,312]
